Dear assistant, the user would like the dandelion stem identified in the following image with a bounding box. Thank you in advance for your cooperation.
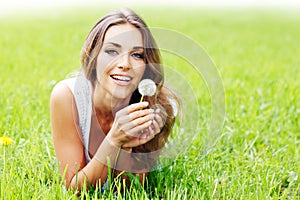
[2,147,6,196]
[140,95,144,102]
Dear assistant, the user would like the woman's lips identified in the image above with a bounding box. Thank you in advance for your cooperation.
[110,74,133,86]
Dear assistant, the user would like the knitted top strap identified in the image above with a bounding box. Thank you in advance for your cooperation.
[63,76,92,163]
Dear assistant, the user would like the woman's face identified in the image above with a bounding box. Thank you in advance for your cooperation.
[95,23,146,100]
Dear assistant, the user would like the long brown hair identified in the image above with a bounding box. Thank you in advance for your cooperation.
[81,8,180,155]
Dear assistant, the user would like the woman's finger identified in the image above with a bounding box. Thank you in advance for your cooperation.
[122,133,155,148]
[154,109,167,128]
[125,101,149,113]
[151,119,161,135]
[154,111,164,129]
[120,113,154,132]
[115,102,148,121]
[128,109,154,121]
[125,120,153,137]
[116,108,154,125]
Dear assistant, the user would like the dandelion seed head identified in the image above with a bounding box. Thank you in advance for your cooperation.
[138,79,156,97]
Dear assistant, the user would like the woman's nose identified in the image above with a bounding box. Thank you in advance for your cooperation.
[117,53,131,70]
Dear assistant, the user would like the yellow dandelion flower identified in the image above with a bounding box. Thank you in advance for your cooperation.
[0,136,14,146]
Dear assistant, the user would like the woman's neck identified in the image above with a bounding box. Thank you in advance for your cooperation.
[92,83,130,118]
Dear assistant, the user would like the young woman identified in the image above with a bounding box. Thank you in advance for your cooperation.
[50,8,179,190]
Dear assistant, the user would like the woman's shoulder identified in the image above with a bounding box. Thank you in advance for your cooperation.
[50,78,76,101]
[50,78,79,124]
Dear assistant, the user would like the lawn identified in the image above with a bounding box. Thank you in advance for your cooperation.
[0,5,299,199]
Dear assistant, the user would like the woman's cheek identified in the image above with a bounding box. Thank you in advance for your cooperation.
[133,62,146,75]
[96,54,115,73]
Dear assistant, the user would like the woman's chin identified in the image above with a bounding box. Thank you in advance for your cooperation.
[112,92,132,102]
[111,86,136,101]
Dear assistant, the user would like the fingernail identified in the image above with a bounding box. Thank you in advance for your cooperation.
[149,126,153,132]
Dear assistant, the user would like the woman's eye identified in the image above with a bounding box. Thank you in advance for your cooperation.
[105,49,118,55]
[132,52,144,59]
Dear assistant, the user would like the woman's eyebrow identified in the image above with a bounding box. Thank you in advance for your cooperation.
[133,46,144,50]
[104,42,122,48]
[104,42,144,50]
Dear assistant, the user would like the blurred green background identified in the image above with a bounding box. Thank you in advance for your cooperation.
[0,3,299,199]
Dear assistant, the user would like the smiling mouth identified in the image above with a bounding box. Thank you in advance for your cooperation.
[110,75,132,82]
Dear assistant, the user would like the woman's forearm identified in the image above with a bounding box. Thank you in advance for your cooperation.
[115,150,154,186]
[69,138,120,190]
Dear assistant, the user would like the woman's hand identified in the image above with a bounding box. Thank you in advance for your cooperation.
[106,102,156,148]
[122,108,165,148]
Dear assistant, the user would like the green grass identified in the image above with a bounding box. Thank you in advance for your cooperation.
[1,6,300,199]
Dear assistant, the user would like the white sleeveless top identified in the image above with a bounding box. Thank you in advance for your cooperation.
[61,75,93,163]
[61,75,178,164]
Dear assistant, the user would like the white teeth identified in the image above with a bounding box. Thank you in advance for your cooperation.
[111,75,131,81]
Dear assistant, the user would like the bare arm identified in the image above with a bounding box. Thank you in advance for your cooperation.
[50,82,160,190]
[50,83,118,189]
[114,108,165,184]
